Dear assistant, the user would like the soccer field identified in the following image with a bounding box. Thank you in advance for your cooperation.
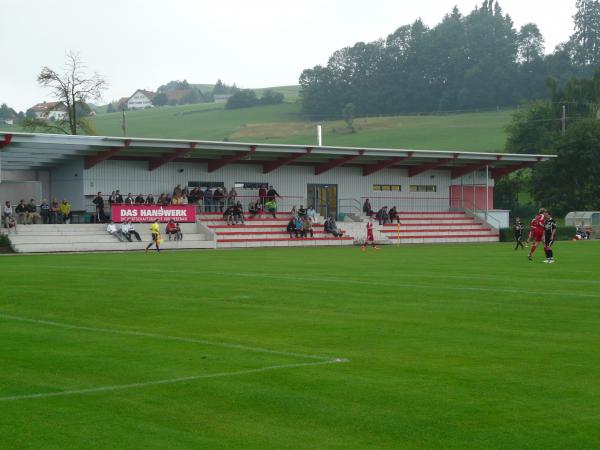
[1,242,599,449]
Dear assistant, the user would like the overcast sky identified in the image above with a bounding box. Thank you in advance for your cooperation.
[1,0,577,111]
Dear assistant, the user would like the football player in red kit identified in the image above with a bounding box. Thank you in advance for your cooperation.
[528,208,546,261]
[361,219,379,251]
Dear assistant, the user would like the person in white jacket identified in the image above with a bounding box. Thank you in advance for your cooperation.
[126,220,142,241]
[107,221,126,241]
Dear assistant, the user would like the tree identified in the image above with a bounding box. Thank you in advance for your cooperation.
[342,103,355,132]
[152,93,168,106]
[225,90,259,109]
[260,89,284,105]
[23,51,107,135]
[571,0,600,66]
[505,101,560,154]
[517,23,545,64]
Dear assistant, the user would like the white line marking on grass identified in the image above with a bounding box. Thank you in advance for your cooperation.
[0,359,346,402]
[0,313,333,361]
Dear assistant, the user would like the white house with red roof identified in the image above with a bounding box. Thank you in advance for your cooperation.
[28,101,68,121]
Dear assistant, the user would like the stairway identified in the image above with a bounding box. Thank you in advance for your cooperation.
[377,211,499,244]
[199,212,355,248]
[5,223,215,253]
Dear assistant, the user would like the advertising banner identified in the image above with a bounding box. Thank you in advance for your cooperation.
[111,204,196,223]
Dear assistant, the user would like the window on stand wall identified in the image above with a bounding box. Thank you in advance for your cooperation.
[409,185,437,193]
[373,185,401,191]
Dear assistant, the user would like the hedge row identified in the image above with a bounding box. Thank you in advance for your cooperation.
[499,227,577,242]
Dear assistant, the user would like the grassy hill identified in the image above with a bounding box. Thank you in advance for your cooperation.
[2,101,513,152]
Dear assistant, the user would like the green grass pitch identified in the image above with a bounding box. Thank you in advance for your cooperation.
[1,242,599,449]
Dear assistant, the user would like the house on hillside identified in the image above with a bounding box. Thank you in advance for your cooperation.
[127,90,156,109]
[28,102,68,121]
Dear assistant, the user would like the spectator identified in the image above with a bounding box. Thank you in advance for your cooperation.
[165,193,172,205]
[127,220,142,241]
[157,193,166,205]
[93,192,105,223]
[173,184,182,198]
[3,201,14,229]
[248,200,263,218]
[376,206,389,226]
[115,190,124,204]
[165,219,179,240]
[174,222,183,241]
[107,221,126,241]
[266,185,281,202]
[294,216,304,237]
[291,205,297,216]
[172,193,183,205]
[265,199,278,218]
[228,186,237,207]
[124,193,134,205]
[223,204,235,225]
[59,199,72,224]
[258,184,267,205]
[50,198,60,224]
[26,199,41,224]
[303,217,314,238]
[135,194,145,204]
[120,220,132,241]
[363,199,373,217]
[233,201,245,224]
[15,200,27,224]
[203,188,213,212]
[298,205,307,219]
[306,206,316,222]
[108,191,117,208]
[146,194,155,205]
[389,206,399,224]
[324,216,344,238]
[5,215,17,234]
[40,199,51,224]
[286,217,296,238]
[214,187,225,212]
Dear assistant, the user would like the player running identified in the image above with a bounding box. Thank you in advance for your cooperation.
[527,208,546,261]
[543,211,557,263]
[361,219,379,251]
[145,219,161,253]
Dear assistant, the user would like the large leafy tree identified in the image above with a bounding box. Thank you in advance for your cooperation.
[23,51,107,135]
[571,0,600,66]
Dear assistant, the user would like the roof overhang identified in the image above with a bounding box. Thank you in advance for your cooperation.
[0,132,555,176]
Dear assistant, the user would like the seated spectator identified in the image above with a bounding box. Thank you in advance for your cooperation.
[286,217,296,238]
[165,219,178,240]
[40,199,51,224]
[15,199,27,224]
[298,205,307,219]
[3,201,14,229]
[265,199,278,219]
[5,215,17,234]
[59,199,72,224]
[165,194,172,205]
[227,187,237,207]
[146,194,155,205]
[124,193,134,205]
[135,194,145,204]
[173,184,182,198]
[127,220,142,241]
[248,200,264,218]
[294,216,304,237]
[291,205,297,216]
[120,220,132,241]
[174,222,183,241]
[389,206,399,224]
[376,206,389,226]
[363,198,373,217]
[172,194,183,205]
[50,198,60,224]
[306,206,316,222]
[26,199,41,224]
[233,201,245,224]
[157,193,166,205]
[324,217,344,238]
[107,221,126,241]
[223,205,235,225]
[303,217,314,238]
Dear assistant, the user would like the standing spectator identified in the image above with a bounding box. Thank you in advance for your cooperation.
[146,194,155,205]
[145,219,161,252]
[173,184,182,198]
[15,200,27,224]
[388,206,399,224]
[107,221,126,241]
[124,193,134,205]
[363,199,373,217]
[165,193,173,205]
[108,191,117,208]
[203,187,213,212]
[50,198,60,224]
[39,199,51,224]
[115,190,124,204]
[26,199,41,224]
[157,193,166,205]
[228,186,237,207]
[266,185,281,202]
[135,194,145,204]
[258,184,267,205]
[60,199,72,224]
[214,187,225,212]
[127,220,142,242]
[93,192,105,223]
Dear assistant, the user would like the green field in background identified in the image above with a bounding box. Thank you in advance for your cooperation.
[1,242,599,449]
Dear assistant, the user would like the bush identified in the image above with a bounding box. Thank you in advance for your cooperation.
[225,90,259,109]
[260,89,284,105]
[499,226,577,242]
[0,234,10,246]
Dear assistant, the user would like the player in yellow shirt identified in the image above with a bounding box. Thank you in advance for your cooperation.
[145,219,161,253]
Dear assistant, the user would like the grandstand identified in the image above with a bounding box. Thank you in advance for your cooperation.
[0,132,553,252]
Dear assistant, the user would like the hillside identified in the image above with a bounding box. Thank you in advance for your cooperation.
[1,101,512,152]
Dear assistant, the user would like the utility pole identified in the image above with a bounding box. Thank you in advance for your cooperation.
[122,110,127,137]
[562,105,566,136]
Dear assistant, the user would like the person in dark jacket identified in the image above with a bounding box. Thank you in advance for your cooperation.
[389,206,399,224]
[93,192,105,223]
[363,199,373,217]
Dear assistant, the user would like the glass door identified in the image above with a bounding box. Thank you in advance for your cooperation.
[307,184,338,219]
